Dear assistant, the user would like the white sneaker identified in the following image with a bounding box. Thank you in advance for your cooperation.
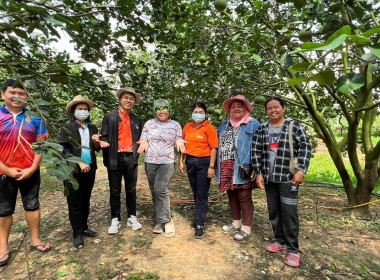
[127,215,142,231]
[108,218,121,234]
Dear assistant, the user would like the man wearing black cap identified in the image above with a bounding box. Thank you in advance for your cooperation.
[98,88,143,234]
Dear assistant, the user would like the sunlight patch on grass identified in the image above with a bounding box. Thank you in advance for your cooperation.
[306,154,356,185]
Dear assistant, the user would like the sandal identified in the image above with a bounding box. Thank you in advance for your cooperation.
[152,224,164,234]
[285,253,300,267]
[222,223,241,233]
[0,252,10,267]
[233,229,251,241]
[30,242,51,253]
[266,242,286,253]
[164,219,175,238]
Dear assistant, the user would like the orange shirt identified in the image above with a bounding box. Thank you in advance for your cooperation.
[118,109,133,152]
[182,120,218,157]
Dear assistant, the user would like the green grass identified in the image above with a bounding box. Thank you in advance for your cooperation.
[305,153,380,193]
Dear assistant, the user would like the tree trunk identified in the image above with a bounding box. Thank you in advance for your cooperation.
[353,181,373,218]
[353,167,377,218]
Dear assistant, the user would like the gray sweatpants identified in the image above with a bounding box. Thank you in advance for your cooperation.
[145,162,175,224]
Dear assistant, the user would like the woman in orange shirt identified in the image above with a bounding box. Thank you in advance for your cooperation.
[179,102,218,239]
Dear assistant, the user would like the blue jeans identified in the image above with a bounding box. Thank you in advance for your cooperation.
[265,181,299,254]
[145,162,175,224]
[185,155,211,226]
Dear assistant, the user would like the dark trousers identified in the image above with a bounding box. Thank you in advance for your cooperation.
[66,171,96,238]
[107,153,137,220]
[265,181,299,254]
[185,156,211,226]
[227,188,253,226]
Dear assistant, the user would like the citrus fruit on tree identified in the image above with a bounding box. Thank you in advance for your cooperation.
[298,28,312,42]
[214,0,227,12]
[254,95,266,104]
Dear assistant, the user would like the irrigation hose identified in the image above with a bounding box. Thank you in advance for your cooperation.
[137,194,380,210]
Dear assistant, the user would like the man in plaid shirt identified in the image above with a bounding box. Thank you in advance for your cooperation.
[251,97,311,267]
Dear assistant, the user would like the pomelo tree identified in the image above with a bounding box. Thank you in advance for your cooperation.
[135,0,380,216]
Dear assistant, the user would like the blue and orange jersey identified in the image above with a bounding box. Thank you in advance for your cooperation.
[0,105,48,174]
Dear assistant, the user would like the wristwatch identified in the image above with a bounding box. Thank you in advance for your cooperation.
[209,166,215,169]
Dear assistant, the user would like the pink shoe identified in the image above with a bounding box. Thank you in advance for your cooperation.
[266,243,286,253]
[285,253,300,267]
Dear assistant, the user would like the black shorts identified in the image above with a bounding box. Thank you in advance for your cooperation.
[0,170,40,217]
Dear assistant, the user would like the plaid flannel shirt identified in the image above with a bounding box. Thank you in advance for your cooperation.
[251,118,311,183]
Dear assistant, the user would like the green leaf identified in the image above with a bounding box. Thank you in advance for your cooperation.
[347,35,371,44]
[336,73,365,93]
[57,163,74,175]
[361,53,377,63]
[13,28,28,39]
[44,142,64,152]
[286,77,308,86]
[35,98,51,106]
[314,34,347,51]
[53,14,76,26]
[68,178,79,190]
[50,74,69,84]
[64,185,70,197]
[313,71,336,86]
[45,23,61,39]
[368,44,380,59]
[326,25,351,45]
[24,79,36,89]
[21,4,46,13]
[291,62,310,72]
[232,33,240,41]
[66,157,88,164]
[363,26,380,37]
[27,19,41,33]
[250,54,262,62]
[43,154,61,165]
[41,14,64,25]
[281,53,293,69]
[62,127,72,135]
[370,63,379,73]
[301,42,325,49]
[33,147,48,156]
[46,168,69,181]
[25,111,38,118]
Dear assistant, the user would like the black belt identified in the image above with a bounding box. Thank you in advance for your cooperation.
[118,152,133,156]
[186,155,210,159]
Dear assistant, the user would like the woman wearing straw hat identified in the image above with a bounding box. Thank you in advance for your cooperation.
[59,95,101,249]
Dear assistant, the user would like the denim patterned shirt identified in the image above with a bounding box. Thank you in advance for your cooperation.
[140,118,182,164]
[251,119,311,183]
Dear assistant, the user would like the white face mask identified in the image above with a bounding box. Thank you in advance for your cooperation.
[74,110,89,120]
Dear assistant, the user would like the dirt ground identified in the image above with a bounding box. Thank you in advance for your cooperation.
[1,161,379,280]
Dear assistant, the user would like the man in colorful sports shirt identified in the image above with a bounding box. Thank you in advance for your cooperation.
[0,79,51,267]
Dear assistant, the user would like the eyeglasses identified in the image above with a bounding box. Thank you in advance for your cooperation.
[154,106,170,113]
